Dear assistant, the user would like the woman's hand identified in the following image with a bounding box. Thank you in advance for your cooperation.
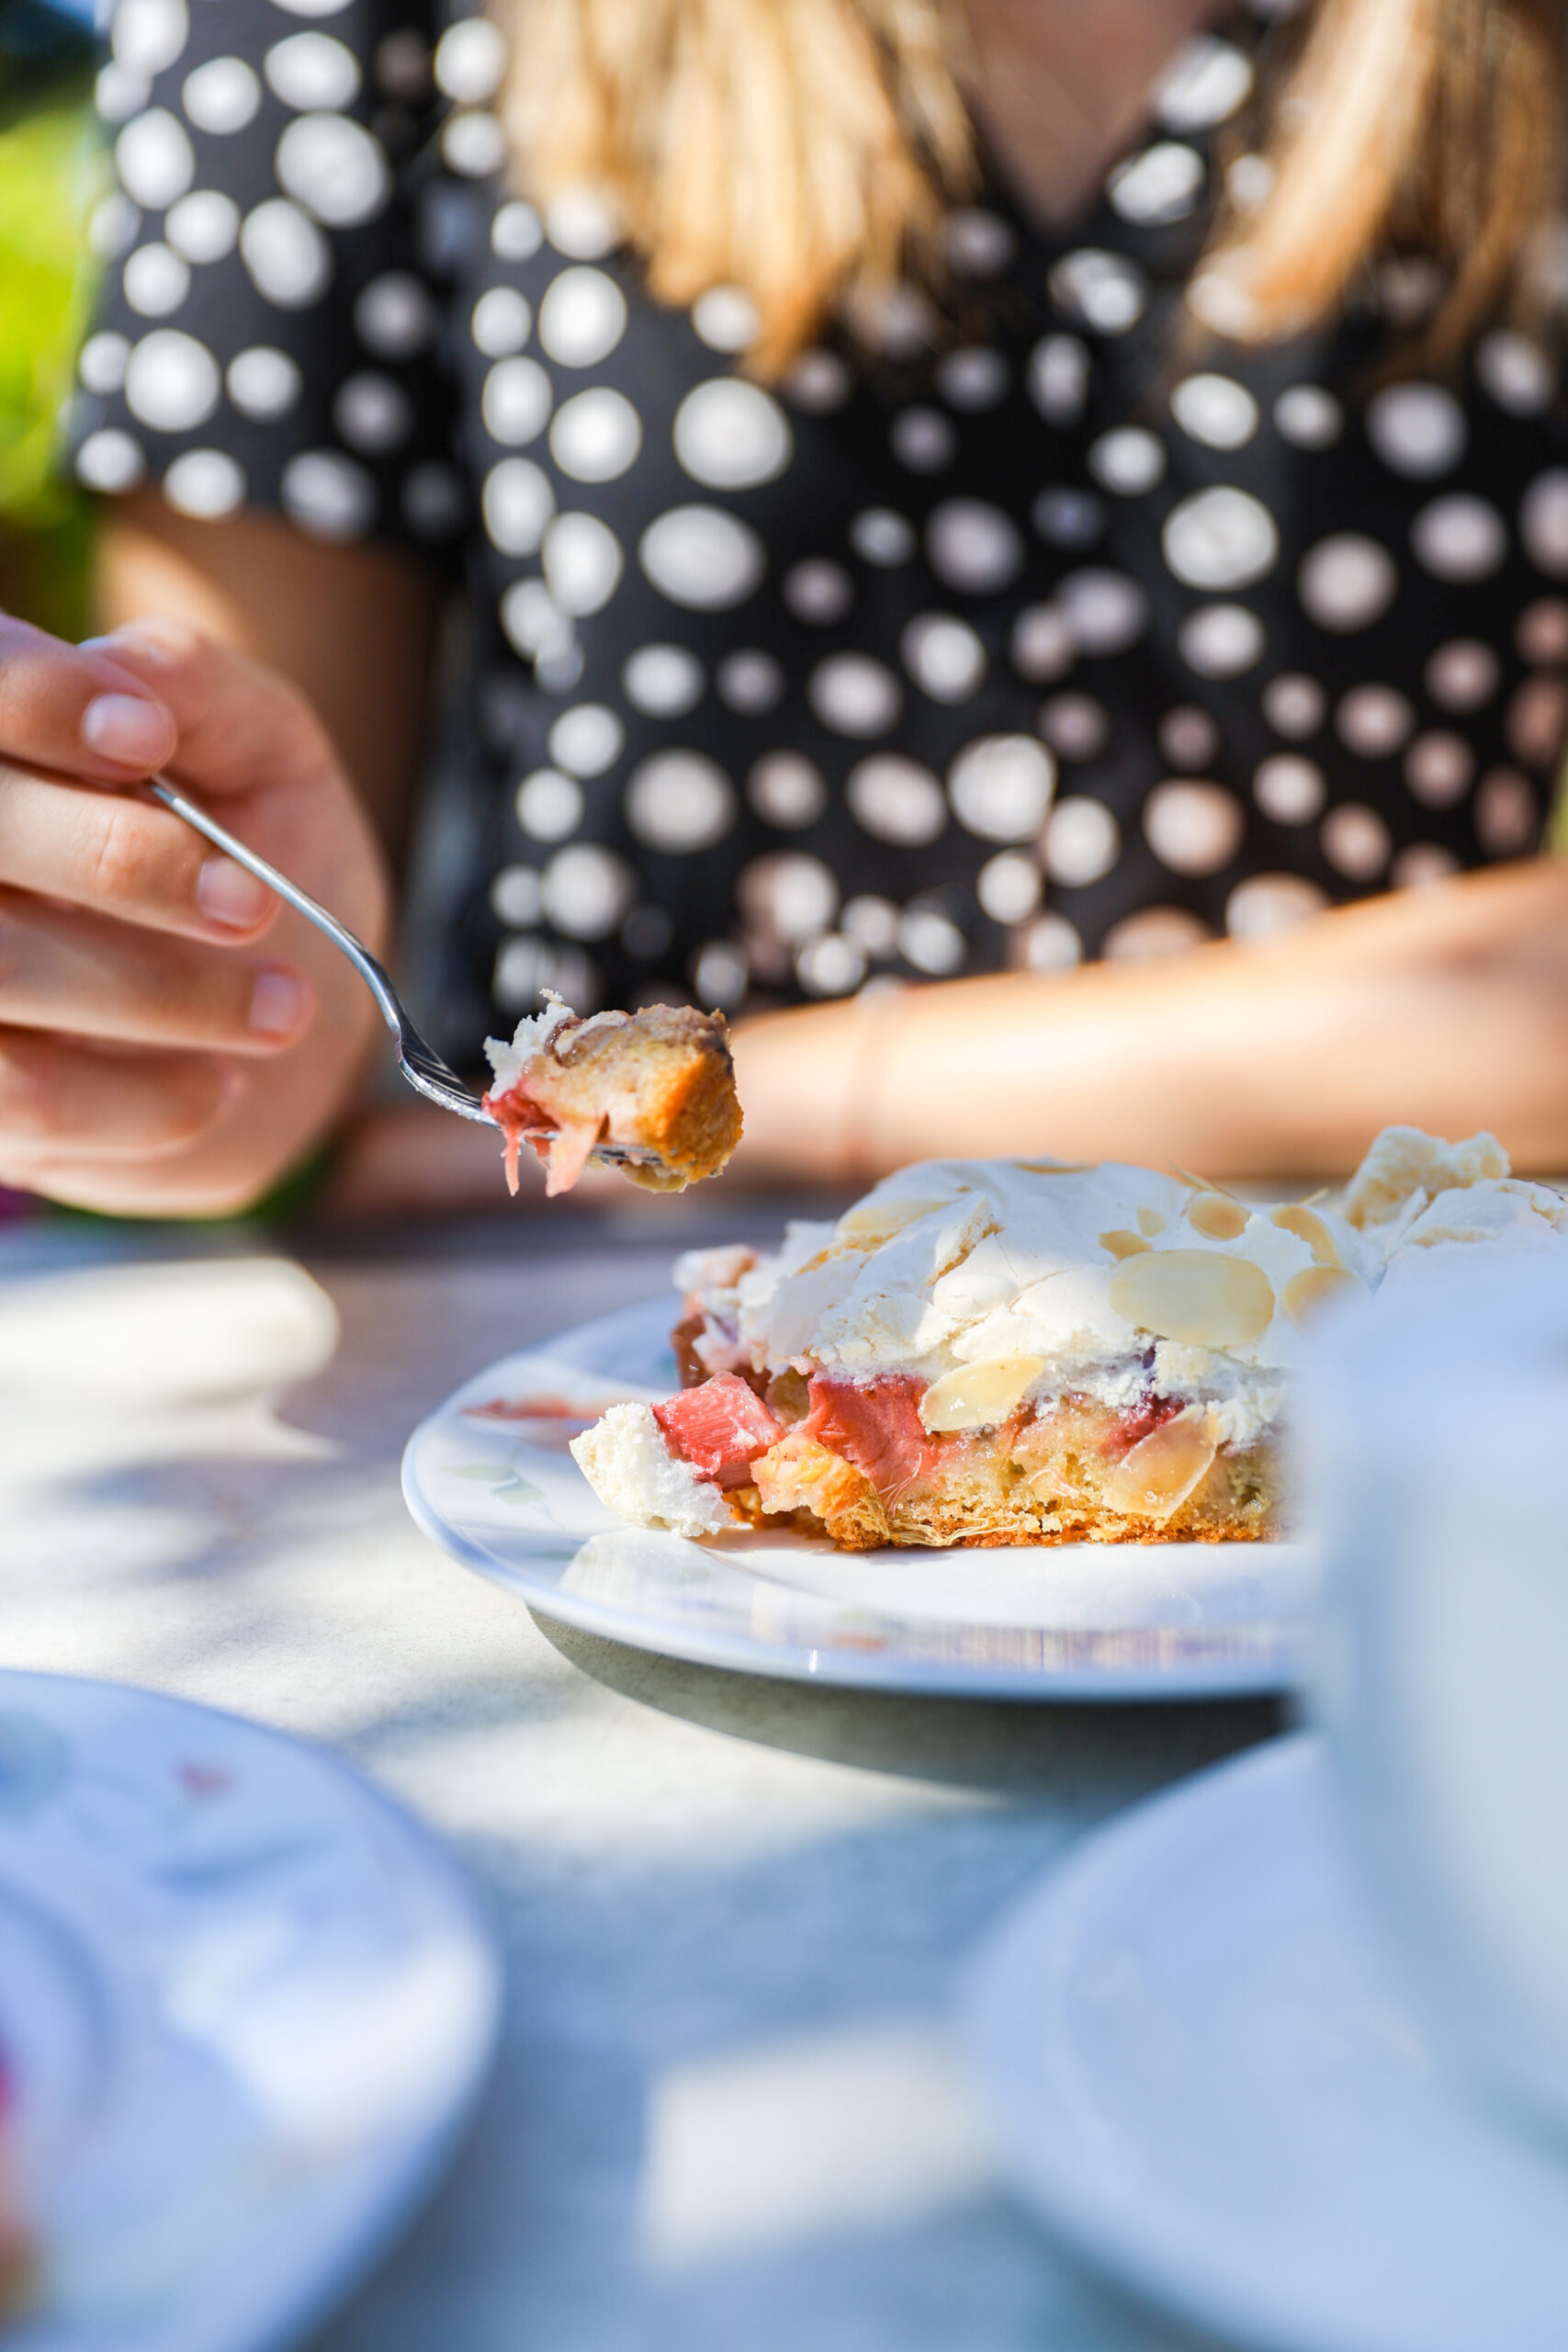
[0,614,390,1216]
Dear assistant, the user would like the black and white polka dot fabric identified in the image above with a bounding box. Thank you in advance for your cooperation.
[72,0,1568,1054]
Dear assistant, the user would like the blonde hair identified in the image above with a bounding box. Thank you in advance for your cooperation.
[497,0,1566,374]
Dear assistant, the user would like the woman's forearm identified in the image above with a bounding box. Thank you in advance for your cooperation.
[730,860,1568,1182]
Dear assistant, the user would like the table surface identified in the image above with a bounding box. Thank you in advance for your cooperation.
[0,1204,1280,2352]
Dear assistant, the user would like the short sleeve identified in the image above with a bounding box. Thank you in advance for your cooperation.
[69,0,464,561]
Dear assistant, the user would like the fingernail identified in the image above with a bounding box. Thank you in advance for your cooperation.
[81,692,172,766]
[249,967,310,1037]
[197,855,271,930]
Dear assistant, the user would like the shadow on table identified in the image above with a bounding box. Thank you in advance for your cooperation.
[532,1611,1285,1803]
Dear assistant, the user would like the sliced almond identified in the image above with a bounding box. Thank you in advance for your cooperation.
[1108,1248,1275,1349]
[836,1196,953,1249]
[1188,1192,1249,1240]
[1136,1206,1167,1237]
[1271,1204,1343,1268]
[919,1354,1046,1433]
[1014,1159,1094,1174]
[1100,1229,1151,1261]
[1102,1407,1217,1521]
[1282,1264,1360,1328]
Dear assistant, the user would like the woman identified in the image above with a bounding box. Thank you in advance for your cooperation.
[6,0,1568,1214]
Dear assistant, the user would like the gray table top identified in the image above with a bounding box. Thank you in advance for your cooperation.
[0,1207,1277,2352]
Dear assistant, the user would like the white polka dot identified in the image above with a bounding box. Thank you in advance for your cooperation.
[280,449,376,541]
[548,704,624,777]
[748,752,827,829]
[1404,730,1474,806]
[1048,249,1146,335]
[482,356,552,447]
[1103,907,1212,960]
[1032,488,1104,548]
[949,736,1055,842]
[1170,373,1258,450]
[227,345,300,420]
[1366,382,1466,479]
[434,17,505,101]
[1028,334,1089,424]
[123,327,219,429]
[692,941,749,1009]
[482,460,553,555]
[163,447,245,518]
[926,498,1024,595]
[1088,426,1166,496]
[1157,34,1252,128]
[1226,153,1274,212]
[1108,141,1204,225]
[1377,254,1444,326]
[1024,913,1083,971]
[1392,843,1461,889]
[901,613,986,702]
[1056,569,1149,655]
[181,56,260,133]
[1225,873,1328,940]
[123,244,189,317]
[623,644,704,718]
[1412,494,1507,582]
[537,266,626,367]
[1425,638,1501,709]
[897,905,966,975]
[1144,779,1244,873]
[692,285,760,354]
[626,751,736,852]
[1321,802,1392,879]
[889,409,954,473]
[543,843,637,939]
[1517,600,1568,662]
[1039,693,1110,761]
[1337,684,1415,758]
[333,371,412,454]
[808,655,901,739]
[1520,470,1568,575]
[492,201,542,263]
[550,387,642,482]
[1274,385,1343,449]
[976,850,1043,925]
[240,198,331,307]
[1011,604,1077,683]
[493,938,597,1014]
[265,30,359,109]
[639,505,765,610]
[116,109,194,209]
[490,865,542,926]
[515,768,582,840]
[443,112,506,178]
[842,280,935,358]
[79,332,130,396]
[784,350,852,413]
[716,650,784,712]
[402,463,464,539]
[99,62,152,126]
[1476,329,1554,415]
[1298,533,1398,630]
[796,934,866,996]
[471,286,531,356]
[276,114,389,228]
[1475,766,1538,855]
[1262,673,1326,737]
[846,754,945,844]
[1043,796,1119,886]
[851,508,915,566]
[1159,707,1219,769]
[355,271,435,356]
[500,582,572,664]
[160,196,237,277]
[935,347,1010,410]
[545,186,623,260]
[269,0,355,19]
[738,852,838,943]
[1254,753,1325,822]
[88,194,140,262]
[75,428,145,492]
[113,0,187,76]
[1163,486,1278,591]
[543,512,623,616]
[842,896,899,956]
[1507,674,1568,767]
[946,208,1016,277]
[783,559,852,625]
[1179,604,1265,677]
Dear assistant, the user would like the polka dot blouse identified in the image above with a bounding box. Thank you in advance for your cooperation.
[73,0,1568,1061]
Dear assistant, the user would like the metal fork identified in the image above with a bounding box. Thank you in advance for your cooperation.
[149,775,650,1164]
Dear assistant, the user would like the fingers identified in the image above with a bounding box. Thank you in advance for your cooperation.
[0,1027,237,1168]
[0,765,280,944]
[0,612,177,785]
[0,888,314,1056]
[81,618,337,807]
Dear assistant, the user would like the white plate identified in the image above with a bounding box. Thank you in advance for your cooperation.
[401,1297,1315,1700]
[0,1670,502,2352]
[963,1735,1568,2352]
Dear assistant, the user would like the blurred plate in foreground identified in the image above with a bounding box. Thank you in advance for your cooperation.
[0,1670,502,2352]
